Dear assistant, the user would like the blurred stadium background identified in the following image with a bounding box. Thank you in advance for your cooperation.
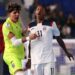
[0,0,75,75]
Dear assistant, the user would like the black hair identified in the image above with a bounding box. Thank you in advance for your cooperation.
[7,2,21,13]
[45,7,51,16]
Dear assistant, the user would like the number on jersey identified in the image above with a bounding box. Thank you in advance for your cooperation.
[37,30,42,37]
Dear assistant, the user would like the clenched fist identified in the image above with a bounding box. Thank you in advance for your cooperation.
[29,33,38,40]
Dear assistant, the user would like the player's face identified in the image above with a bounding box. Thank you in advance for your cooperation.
[9,10,20,23]
[35,6,45,20]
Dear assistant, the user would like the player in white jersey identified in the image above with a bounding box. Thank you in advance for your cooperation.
[28,5,74,75]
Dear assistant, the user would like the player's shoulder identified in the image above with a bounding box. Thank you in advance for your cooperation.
[3,19,12,30]
[29,19,56,27]
[42,19,55,26]
[29,20,37,28]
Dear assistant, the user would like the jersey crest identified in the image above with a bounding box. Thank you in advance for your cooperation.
[5,23,10,28]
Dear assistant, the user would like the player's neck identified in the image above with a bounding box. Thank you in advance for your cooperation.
[37,22,42,26]
[36,18,44,24]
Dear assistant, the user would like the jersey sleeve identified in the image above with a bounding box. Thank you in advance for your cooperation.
[3,23,13,37]
[52,21,60,36]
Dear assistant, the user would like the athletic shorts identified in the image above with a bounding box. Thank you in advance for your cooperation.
[3,55,23,75]
[31,62,56,75]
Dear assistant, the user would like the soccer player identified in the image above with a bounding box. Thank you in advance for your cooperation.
[28,5,74,75]
[2,3,37,75]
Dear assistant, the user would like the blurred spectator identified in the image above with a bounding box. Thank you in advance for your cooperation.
[28,0,38,19]
[45,5,62,30]
[66,14,75,38]
[24,0,34,10]
[24,0,38,20]
[50,4,58,11]
[45,4,59,22]
[51,11,58,22]
[58,11,66,30]
[61,25,71,38]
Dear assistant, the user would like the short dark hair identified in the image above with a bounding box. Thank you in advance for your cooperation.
[7,3,21,13]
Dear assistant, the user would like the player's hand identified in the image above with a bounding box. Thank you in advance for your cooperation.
[66,52,74,61]
[29,33,38,40]
[22,26,30,36]
[26,59,31,69]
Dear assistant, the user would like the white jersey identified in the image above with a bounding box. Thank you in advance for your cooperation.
[29,21,60,64]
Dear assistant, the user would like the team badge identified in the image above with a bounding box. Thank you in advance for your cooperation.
[11,61,15,68]
[6,23,10,28]
[12,63,15,68]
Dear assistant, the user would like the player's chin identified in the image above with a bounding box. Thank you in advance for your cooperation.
[39,17,44,20]
[15,18,19,22]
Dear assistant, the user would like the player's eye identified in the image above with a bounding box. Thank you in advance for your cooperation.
[13,11,20,14]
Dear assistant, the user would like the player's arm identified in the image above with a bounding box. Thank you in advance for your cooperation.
[55,36,74,60]
[8,32,37,46]
[22,26,30,36]
[25,23,33,69]
[52,21,74,60]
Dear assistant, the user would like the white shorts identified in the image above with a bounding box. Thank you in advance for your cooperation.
[31,62,56,75]
[22,59,32,75]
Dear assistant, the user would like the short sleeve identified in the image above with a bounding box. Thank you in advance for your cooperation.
[52,22,60,36]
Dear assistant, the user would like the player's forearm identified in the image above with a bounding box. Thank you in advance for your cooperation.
[22,27,30,36]
[22,36,29,43]
[11,36,30,46]
[56,36,69,54]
